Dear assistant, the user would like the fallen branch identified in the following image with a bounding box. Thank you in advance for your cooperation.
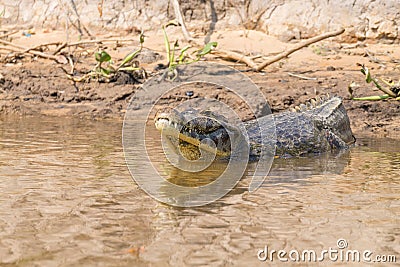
[213,48,258,69]
[66,37,140,47]
[213,28,345,71]
[0,38,25,50]
[0,30,19,39]
[0,39,67,63]
[0,37,140,63]
[3,37,139,52]
[255,28,345,71]
[22,42,63,54]
[0,46,16,52]
[53,42,68,55]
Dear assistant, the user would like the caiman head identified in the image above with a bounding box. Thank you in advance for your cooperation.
[154,108,241,160]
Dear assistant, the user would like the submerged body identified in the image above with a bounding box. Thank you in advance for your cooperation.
[154,95,356,160]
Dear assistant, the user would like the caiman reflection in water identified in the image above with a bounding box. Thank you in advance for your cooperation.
[155,150,351,191]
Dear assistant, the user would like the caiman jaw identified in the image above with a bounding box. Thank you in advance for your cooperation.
[154,110,232,159]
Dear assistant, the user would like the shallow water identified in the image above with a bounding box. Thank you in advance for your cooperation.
[0,116,399,266]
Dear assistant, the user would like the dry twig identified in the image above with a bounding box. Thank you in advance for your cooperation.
[213,49,258,69]
[287,72,317,80]
[213,28,345,71]
[0,37,141,64]
[171,0,193,41]
[0,38,67,63]
[66,38,139,47]
[0,38,25,50]
[0,30,19,39]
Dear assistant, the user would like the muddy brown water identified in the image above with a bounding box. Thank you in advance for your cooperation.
[0,116,399,266]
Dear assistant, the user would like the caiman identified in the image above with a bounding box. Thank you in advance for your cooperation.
[154,95,356,160]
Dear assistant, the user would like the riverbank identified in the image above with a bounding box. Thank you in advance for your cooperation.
[1,29,399,139]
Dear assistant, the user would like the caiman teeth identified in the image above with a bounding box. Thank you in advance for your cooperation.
[156,117,168,123]
[154,118,169,130]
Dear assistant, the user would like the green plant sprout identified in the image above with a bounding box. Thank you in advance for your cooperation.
[69,31,144,82]
[161,21,217,80]
[0,8,5,28]
[348,64,400,101]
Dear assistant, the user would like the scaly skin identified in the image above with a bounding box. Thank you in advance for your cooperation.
[154,95,356,159]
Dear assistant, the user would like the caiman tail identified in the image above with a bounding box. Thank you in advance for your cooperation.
[299,95,356,147]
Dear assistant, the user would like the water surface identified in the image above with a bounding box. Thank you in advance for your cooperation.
[0,116,399,266]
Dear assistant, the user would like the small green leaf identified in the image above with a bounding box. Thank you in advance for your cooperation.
[197,42,218,57]
[118,32,144,70]
[139,31,145,45]
[95,52,101,62]
[361,66,373,83]
[118,66,140,71]
[366,73,372,83]
[381,78,394,87]
[170,40,179,64]
[95,51,111,63]
[358,64,397,97]
[164,20,179,28]
[352,94,390,101]
[100,67,111,75]
[119,50,140,68]
[173,40,179,49]
[178,45,191,63]
[162,26,171,64]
